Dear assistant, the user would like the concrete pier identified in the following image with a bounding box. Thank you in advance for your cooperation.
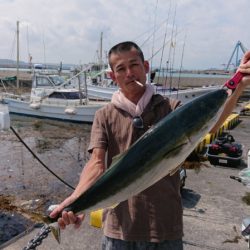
[2,113,250,250]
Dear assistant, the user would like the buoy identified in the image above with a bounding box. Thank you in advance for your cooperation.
[65,108,76,115]
[30,102,41,109]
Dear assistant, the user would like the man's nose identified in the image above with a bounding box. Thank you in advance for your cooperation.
[125,67,134,78]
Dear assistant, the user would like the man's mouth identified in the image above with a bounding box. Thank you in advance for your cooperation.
[125,80,144,88]
[134,80,144,87]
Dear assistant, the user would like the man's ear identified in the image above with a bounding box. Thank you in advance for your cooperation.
[144,60,150,74]
[109,71,116,82]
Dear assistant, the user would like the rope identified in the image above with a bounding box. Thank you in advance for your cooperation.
[10,126,75,190]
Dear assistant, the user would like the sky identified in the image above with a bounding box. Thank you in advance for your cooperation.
[0,0,249,70]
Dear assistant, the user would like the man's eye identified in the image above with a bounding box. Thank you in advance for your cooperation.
[116,68,124,72]
[131,63,139,67]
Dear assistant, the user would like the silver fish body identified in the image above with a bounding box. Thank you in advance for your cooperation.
[58,88,228,215]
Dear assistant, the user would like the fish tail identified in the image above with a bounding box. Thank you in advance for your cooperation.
[42,216,61,243]
[49,223,61,243]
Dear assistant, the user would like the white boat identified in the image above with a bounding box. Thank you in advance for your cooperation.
[86,69,220,104]
[153,85,220,104]
[87,81,219,104]
[0,21,107,123]
[0,73,107,123]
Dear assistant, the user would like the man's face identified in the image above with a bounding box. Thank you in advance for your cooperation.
[109,48,149,96]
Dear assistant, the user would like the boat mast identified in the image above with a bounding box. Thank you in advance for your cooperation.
[99,32,104,82]
[100,32,103,68]
[16,20,20,88]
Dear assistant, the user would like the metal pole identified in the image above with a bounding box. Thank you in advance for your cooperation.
[16,21,20,89]
[84,71,88,105]
[100,32,103,68]
[248,149,250,168]
[76,70,83,105]
[100,32,104,84]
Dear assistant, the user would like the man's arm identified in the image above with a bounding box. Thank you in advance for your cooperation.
[50,147,106,229]
[210,51,250,134]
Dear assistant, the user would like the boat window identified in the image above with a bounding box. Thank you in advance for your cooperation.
[36,77,53,87]
[49,76,65,86]
[48,91,85,99]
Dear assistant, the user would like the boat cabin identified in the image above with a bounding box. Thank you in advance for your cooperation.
[32,74,65,88]
[31,74,86,102]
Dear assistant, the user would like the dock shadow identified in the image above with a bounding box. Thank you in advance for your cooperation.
[181,188,201,209]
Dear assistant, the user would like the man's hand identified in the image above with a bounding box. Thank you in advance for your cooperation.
[49,148,106,230]
[238,51,250,85]
[49,195,85,229]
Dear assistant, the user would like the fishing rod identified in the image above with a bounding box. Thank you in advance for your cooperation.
[146,29,183,63]
[164,2,177,89]
[157,0,172,85]
[169,25,178,91]
[176,31,187,100]
[136,16,172,48]
[150,0,159,72]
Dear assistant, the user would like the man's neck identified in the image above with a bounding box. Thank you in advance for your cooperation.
[122,88,146,104]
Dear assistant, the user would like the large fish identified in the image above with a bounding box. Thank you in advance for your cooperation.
[45,88,228,241]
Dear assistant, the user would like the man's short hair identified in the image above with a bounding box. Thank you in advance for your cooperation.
[108,41,144,69]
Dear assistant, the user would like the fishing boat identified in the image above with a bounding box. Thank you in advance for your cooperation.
[86,68,220,104]
[87,80,220,104]
[0,21,107,123]
[0,73,107,123]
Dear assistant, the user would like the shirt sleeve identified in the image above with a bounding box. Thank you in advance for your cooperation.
[169,97,182,110]
[88,109,108,153]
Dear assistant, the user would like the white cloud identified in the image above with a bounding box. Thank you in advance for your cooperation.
[0,0,249,69]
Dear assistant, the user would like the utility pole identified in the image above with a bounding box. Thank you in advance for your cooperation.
[16,20,20,88]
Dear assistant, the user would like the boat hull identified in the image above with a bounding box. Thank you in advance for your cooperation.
[3,98,104,123]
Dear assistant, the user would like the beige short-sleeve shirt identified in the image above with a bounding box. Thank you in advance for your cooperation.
[88,94,183,242]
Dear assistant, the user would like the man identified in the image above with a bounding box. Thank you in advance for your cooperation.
[50,41,250,249]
